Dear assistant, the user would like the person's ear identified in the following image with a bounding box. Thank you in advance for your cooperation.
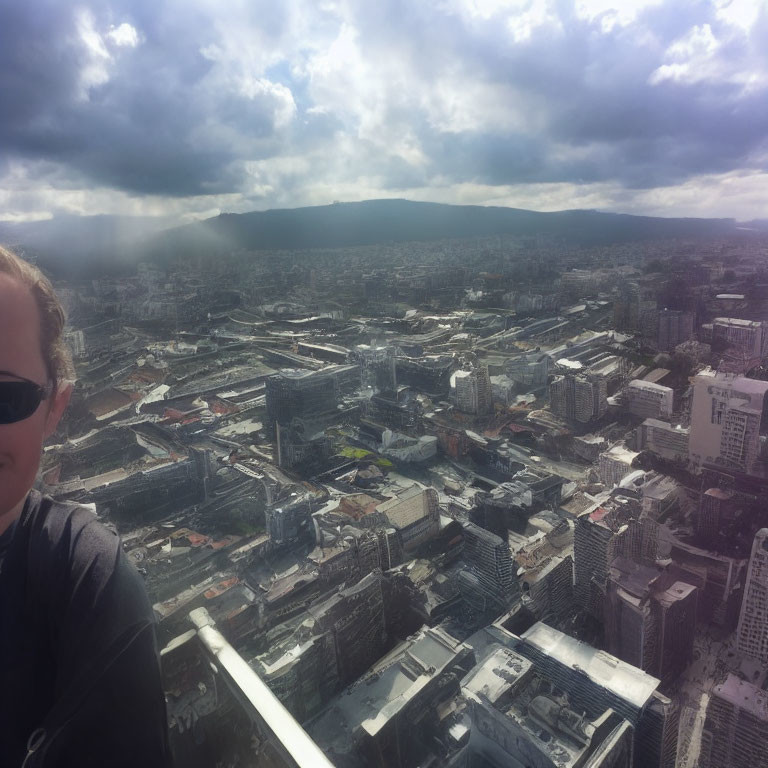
[44,383,73,439]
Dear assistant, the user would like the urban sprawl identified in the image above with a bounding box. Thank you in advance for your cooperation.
[38,233,768,768]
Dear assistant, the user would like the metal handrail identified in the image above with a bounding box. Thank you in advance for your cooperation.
[189,608,334,768]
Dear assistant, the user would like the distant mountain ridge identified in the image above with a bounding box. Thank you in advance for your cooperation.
[150,198,739,254]
[0,199,747,276]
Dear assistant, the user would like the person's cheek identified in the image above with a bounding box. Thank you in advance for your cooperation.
[0,421,40,513]
[6,416,45,480]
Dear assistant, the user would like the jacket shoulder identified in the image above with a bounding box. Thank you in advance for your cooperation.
[24,491,120,572]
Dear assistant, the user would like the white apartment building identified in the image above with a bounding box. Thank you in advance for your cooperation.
[599,444,640,487]
[712,317,766,363]
[638,419,690,463]
[688,369,768,475]
[626,380,674,420]
[550,370,607,424]
[454,367,493,415]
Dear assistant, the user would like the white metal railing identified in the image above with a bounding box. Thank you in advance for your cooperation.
[189,608,335,768]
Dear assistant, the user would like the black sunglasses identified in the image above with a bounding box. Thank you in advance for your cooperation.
[0,376,53,425]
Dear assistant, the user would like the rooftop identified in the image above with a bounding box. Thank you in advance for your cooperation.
[628,379,672,393]
[713,674,768,720]
[520,622,660,710]
[310,626,470,748]
[713,317,763,328]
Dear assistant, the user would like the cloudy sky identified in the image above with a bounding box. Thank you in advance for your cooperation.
[1,0,767,223]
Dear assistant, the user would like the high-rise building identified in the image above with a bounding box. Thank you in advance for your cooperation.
[352,344,397,393]
[606,557,698,686]
[736,528,768,663]
[701,674,768,768]
[695,487,736,542]
[265,368,339,427]
[461,521,519,607]
[599,444,640,487]
[657,309,694,351]
[638,418,690,463]
[462,644,634,768]
[669,537,748,629]
[394,355,454,397]
[688,369,768,475]
[640,301,660,341]
[454,367,493,415]
[377,485,440,551]
[512,622,679,768]
[550,364,607,424]
[614,281,641,331]
[574,494,658,619]
[626,380,674,420]
[712,317,766,365]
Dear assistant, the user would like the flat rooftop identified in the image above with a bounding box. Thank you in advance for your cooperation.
[310,627,469,747]
[520,622,660,711]
[713,317,762,328]
[713,674,768,720]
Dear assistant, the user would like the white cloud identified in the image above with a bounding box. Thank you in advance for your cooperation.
[107,22,139,47]
[575,0,663,33]
[649,19,767,88]
[239,77,297,129]
[649,24,720,84]
[715,0,762,33]
[75,8,111,97]
[505,0,561,42]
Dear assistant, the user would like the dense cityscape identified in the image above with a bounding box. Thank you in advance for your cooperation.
[19,219,768,768]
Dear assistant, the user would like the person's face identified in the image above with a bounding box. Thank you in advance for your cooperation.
[0,275,71,521]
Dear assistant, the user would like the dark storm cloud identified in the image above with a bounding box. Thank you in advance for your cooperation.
[1,0,767,209]
[0,0,295,196]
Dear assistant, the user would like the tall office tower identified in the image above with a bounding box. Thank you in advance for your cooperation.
[575,374,608,422]
[657,309,694,351]
[394,355,454,397]
[266,369,341,469]
[461,521,519,607]
[265,368,339,427]
[639,301,660,341]
[688,369,768,475]
[550,366,607,424]
[353,344,397,394]
[606,557,698,686]
[712,317,767,363]
[454,367,493,415]
[695,487,736,542]
[626,380,674,420]
[614,281,641,331]
[574,494,658,619]
[549,374,569,418]
[701,674,768,768]
[736,529,768,663]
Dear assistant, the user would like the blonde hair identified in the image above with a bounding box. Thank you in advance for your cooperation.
[0,245,75,386]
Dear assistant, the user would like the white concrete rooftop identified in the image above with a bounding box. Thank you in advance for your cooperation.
[521,622,660,711]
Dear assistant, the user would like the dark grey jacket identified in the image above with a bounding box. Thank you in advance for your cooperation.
[0,491,171,767]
